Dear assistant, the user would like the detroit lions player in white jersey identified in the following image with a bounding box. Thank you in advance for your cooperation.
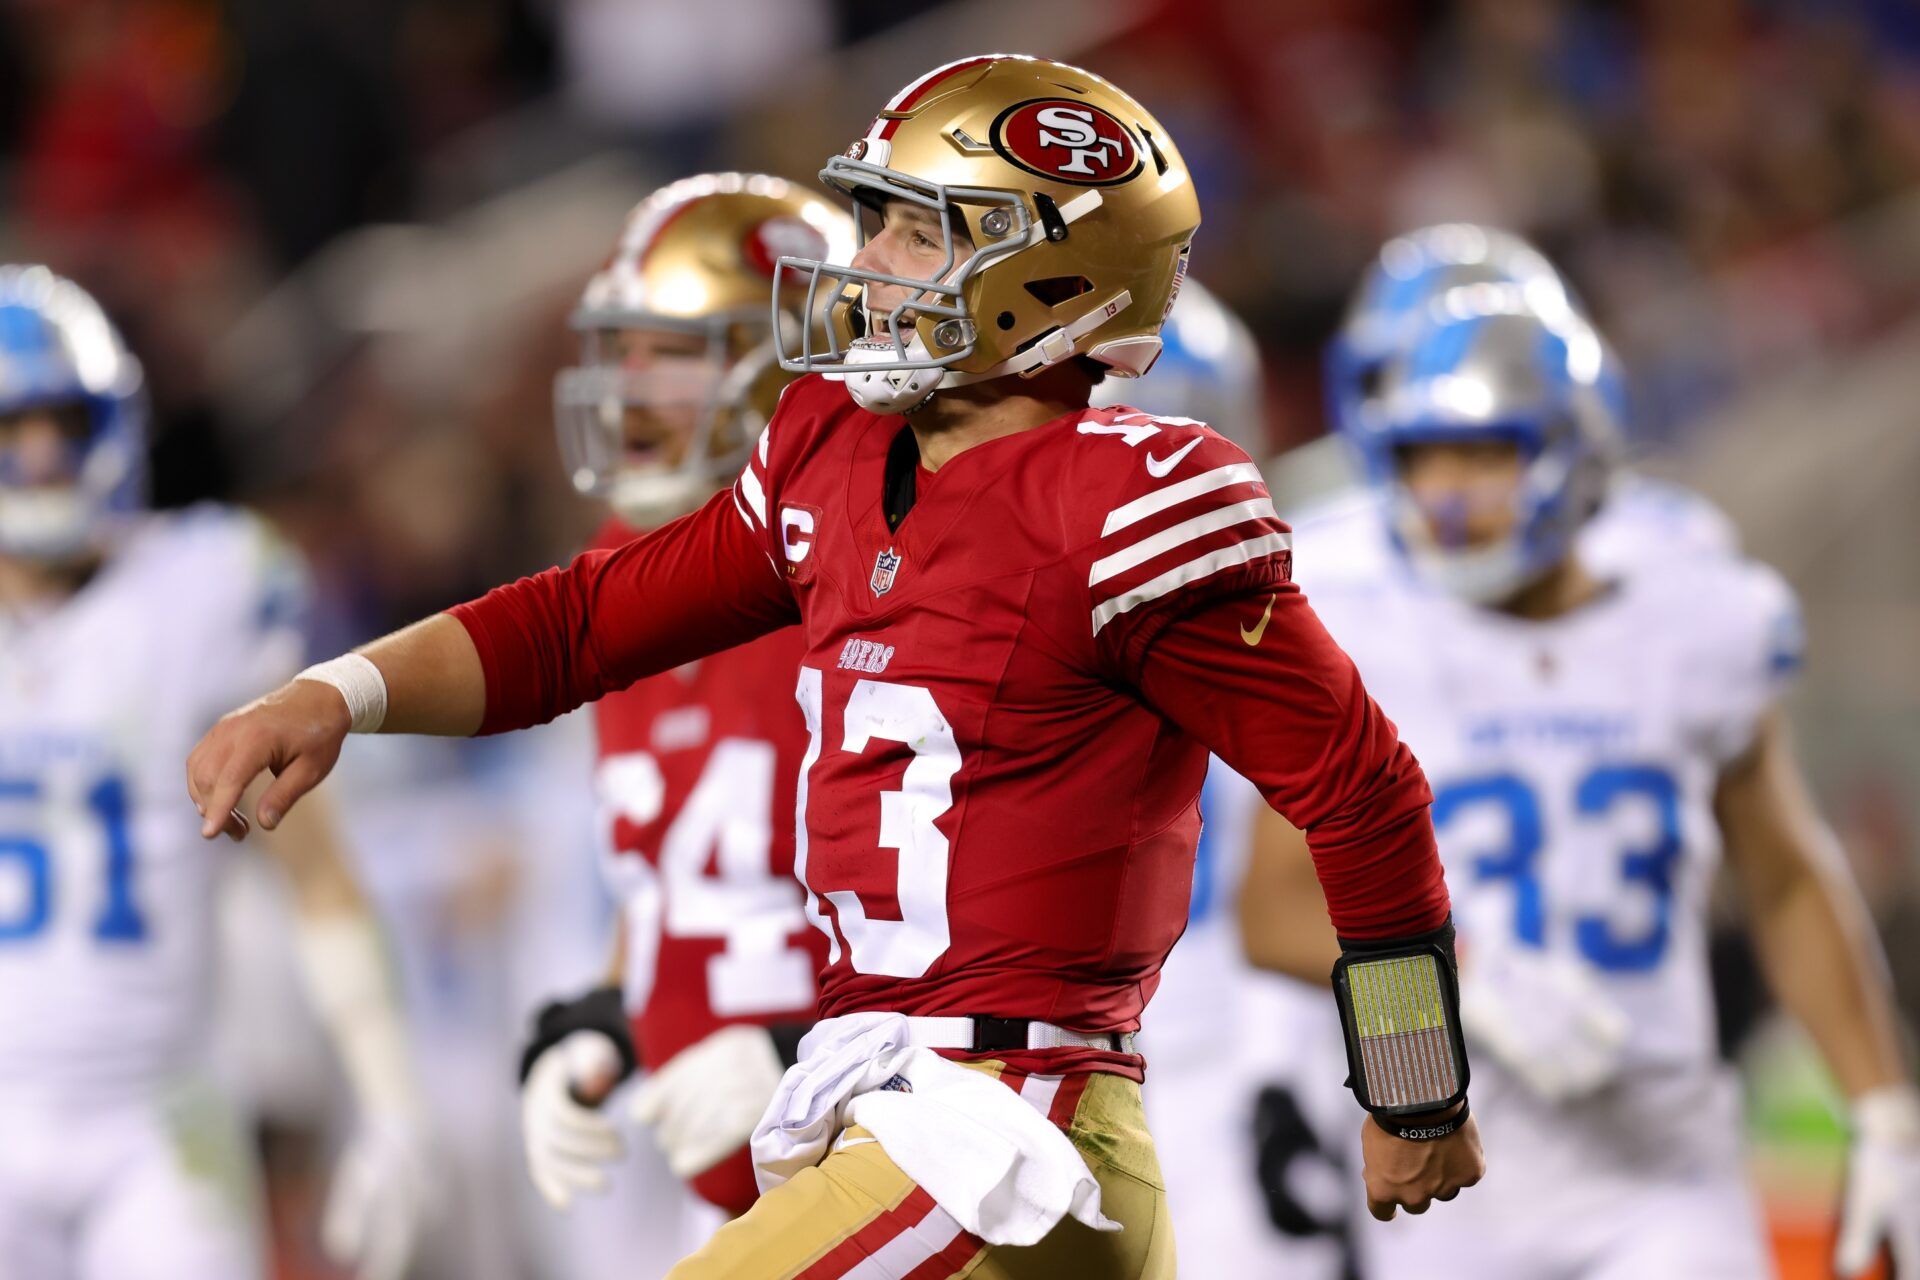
[1120,260,1749,1280]
[0,267,429,1280]
[1240,276,1920,1278]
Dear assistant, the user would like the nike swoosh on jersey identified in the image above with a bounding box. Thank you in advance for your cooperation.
[1144,437,1203,478]
[1240,592,1278,645]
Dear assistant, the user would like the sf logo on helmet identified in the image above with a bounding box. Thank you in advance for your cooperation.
[992,99,1142,186]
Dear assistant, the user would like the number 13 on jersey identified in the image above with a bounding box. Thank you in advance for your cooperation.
[794,667,960,979]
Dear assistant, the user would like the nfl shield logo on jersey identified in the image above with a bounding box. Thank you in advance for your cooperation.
[870,547,902,596]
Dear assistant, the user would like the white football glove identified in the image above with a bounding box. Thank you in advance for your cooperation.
[1835,1086,1920,1277]
[521,1029,628,1212]
[322,1114,435,1280]
[1458,943,1629,1102]
[629,1024,787,1179]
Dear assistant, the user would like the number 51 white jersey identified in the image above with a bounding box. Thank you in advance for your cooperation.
[0,507,309,1108]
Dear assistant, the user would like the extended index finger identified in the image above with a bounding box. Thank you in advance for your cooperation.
[186,730,232,816]
[187,741,250,840]
[198,736,270,841]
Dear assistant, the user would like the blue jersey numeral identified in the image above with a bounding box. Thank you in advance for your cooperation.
[1571,765,1681,972]
[87,776,148,942]
[1432,774,1543,946]
[0,779,51,941]
[0,774,148,944]
[1433,764,1682,972]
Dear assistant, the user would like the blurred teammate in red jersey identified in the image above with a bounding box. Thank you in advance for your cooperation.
[513,174,854,1232]
[188,55,1482,1279]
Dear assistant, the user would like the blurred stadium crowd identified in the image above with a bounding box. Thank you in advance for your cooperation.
[7,0,1920,616]
[4,1,1920,1277]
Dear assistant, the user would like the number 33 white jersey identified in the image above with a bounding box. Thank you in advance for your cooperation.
[1300,514,1800,1128]
[0,507,309,1107]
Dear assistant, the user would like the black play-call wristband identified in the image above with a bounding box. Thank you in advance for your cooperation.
[1331,918,1471,1119]
[1371,1098,1471,1142]
[517,985,637,1085]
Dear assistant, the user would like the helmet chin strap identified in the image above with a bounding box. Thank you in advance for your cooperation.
[1407,540,1537,605]
[831,333,949,415]
[834,288,1136,416]
[0,487,101,563]
[1392,489,1555,606]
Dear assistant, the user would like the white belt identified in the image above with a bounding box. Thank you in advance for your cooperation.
[900,1014,1137,1055]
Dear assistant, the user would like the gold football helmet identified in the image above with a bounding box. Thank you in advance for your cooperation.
[556,172,857,524]
[772,54,1201,413]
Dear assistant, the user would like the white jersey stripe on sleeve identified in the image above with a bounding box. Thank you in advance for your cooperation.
[1091,531,1292,635]
[738,462,768,528]
[1101,462,1263,536]
[1088,497,1279,588]
[731,485,758,533]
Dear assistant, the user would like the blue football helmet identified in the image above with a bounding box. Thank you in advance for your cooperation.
[1093,278,1266,457]
[1327,223,1595,443]
[0,266,146,560]
[1355,285,1621,603]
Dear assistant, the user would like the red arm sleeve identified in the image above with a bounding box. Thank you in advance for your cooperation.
[1131,572,1450,941]
[447,488,799,734]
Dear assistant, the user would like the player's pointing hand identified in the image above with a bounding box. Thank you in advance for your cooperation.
[187,677,352,839]
[189,619,490,837]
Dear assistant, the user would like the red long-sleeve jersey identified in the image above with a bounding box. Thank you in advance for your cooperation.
[453,377,1447,1079]
[584,517,824,1214]
[583,517,824,1070]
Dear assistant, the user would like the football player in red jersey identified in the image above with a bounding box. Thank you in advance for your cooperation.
[189,56,1482,1279]
[513,175,856,1228]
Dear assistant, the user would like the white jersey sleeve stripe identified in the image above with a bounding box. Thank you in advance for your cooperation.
[1089,497,1279,588]
[1101,462,1263,536]
[737,462,768,529]
[731,485,758,533]
[1091,531,1292,635]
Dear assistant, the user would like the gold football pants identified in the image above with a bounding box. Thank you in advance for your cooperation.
[667,1064,1174,1280]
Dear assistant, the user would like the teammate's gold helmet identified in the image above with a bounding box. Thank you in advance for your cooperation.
[772,55,1201,412]
[556,172,856,524]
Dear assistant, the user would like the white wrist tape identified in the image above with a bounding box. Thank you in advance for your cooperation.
[296,653,388,734]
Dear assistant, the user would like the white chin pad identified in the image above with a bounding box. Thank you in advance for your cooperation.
[0,487,94,561]
[830,336,947,416]
[1410,541,1534,604]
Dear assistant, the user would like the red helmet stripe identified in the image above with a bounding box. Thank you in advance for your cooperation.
[874,55,1003,141]
[635,196,707,269]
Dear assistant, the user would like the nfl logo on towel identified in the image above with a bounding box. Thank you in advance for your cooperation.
[870,547,902,596]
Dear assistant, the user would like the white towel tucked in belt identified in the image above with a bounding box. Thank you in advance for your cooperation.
[750,1012,1120,1246]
